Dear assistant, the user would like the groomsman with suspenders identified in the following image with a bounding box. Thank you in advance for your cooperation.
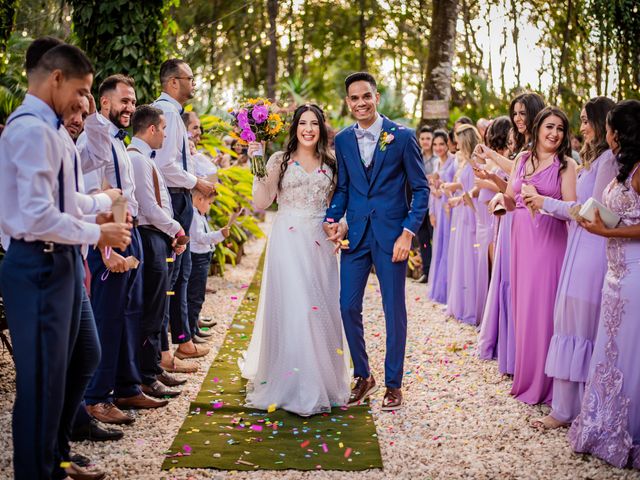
[80,75,168,425]
[152,59,215,368]
[128,104,189,397]
[0,42,130,480]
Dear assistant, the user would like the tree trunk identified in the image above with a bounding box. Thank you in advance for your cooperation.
[0,0,17,56]
[266,0,279,101]
[555,0,572,102]
[286,0,295,78]
[359,0,367,71]
[510,1,521,86]
[421,0,460,128]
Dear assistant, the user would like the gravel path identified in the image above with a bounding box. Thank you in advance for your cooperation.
[1,212,639,479]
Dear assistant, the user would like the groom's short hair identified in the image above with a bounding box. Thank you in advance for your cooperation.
[345,72,377,93]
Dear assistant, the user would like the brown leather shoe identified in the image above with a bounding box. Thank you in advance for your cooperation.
[141,380,181,398]
[85,402,134,425]
[175,344,209,360]
[65,462,106,480]
[157,370,187,387]
[161,356,198,373]
[115,392,169,409]
[382,387,403,411]
[348,376,378,406]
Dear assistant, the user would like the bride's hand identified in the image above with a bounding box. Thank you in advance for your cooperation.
[247,141,264,159]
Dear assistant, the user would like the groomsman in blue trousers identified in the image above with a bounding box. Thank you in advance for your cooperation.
[80,74,168,423]
[152,59,215,366]
[324,72,429,411]
[0,42,130,480]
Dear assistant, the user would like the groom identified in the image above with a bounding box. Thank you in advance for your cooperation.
[324,72,429,411]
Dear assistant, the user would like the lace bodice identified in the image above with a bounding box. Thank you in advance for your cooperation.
[603,167,640,227]
[252,151,334,216]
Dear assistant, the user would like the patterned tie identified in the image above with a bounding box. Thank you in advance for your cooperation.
[114,129,128,141]
[354,128,375,141]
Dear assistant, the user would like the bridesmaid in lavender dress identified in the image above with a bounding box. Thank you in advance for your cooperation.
[569,100,640,469]
[523,97,617,429]
[427,130,455,304]
[490,107,577,405]
[476,96,546,373]
[444,125,481,324]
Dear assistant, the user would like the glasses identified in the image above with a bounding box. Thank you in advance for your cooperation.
[173,76,196,84]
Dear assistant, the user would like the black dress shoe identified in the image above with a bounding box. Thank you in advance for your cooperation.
[70,418,124,442]
[69,453,91,467]
[141,380,181,398]
[158,370,187,387]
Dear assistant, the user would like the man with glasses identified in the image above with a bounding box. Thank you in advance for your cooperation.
[152,59,215,373]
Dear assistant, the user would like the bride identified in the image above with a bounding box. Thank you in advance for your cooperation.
[241,103,351,416]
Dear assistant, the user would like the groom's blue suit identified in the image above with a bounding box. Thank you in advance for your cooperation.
[325,115,429,388]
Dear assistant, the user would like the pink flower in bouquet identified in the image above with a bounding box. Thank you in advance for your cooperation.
[237,109,250,129]
[240,128,256,142]
[251,104,269,124]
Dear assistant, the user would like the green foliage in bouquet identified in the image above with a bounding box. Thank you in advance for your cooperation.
[208,166,263,275]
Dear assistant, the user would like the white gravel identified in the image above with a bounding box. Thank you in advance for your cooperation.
[1,212,639,479]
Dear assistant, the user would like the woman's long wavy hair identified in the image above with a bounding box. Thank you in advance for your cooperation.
[580,96,615,169]
[607,99,640,185]
[455,124,482,165]
[509,92,545,153]
[484,115,511,153]
[278,103,336,190]
[526,106,571,176]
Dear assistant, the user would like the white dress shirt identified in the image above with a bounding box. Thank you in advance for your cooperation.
[193,151,218,178]
[355,113,383,167]
[0,94,100,245]
[128,137,181,237]
[77,113,139,216]
[189,210,224,254]
[152,92,197,189]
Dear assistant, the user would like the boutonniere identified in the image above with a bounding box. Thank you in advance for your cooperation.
[379,129,395,151]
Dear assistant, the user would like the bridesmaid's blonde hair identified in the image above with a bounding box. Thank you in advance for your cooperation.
[455,124,482,163]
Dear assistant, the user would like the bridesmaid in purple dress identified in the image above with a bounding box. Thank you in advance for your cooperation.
[444,125,482,324]
[523,97,617,429]
[569,99,640,469]
[490,107,577,405]
[427,130,455,304]
[476,94,546,373]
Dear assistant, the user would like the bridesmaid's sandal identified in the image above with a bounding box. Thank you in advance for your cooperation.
[529,415,569,430]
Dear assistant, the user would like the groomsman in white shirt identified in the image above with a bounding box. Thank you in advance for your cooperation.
[128,104,190,397]
[0,41,130,480]
[152,59,215,366]
[81,74,169,424]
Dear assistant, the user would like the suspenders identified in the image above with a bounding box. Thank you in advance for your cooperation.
[111,144,123,190]
[127,147,163,207]
[155,98,188,171]
[6,112,66,212]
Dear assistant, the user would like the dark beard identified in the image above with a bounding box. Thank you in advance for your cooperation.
[108,109,126,129]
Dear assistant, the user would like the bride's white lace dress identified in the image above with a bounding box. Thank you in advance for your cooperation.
[241,151,351,416]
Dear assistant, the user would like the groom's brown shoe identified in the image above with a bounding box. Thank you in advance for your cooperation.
[348,376,378,406]
[381,387,403,411]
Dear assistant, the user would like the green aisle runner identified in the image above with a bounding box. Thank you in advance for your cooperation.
[162,250,383,472]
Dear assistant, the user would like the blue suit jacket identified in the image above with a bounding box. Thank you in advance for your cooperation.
[325,116,429,254]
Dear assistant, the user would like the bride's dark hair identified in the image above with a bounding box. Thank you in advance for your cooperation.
[278,103,337,190]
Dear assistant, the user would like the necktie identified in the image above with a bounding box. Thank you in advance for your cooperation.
[354,128,375,141]
[150,151,156,159]
[115,129,128,141]
[56,116,64,129]
[180,107,185,115]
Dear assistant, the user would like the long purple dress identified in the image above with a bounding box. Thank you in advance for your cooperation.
[428,155,455,303]
[446,161,478,324]
[510,154,567,405]
[477,169,515,375]
[474,184,496,324]
[543,150,618,422]
[569,163,640,469]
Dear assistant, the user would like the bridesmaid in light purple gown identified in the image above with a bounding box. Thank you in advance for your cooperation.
[476,95,545,371]
[569,100,640,469]
[490,107,577,405]
[444,125,481,324]
[475,117,515,364]
[427,130,455,304]
[523,97,617,429]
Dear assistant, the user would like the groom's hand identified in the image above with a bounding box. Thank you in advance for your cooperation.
[392,230,413,262]
[323,222,338,238]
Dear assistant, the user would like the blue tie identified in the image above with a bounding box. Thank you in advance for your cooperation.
[56,116,64,129]
[115,129,128,141]
[150,151,156,159]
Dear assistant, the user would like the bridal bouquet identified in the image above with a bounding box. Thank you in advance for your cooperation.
[229,98,285,177]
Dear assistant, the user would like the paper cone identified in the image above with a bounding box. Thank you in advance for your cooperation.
[112,195,127,223]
